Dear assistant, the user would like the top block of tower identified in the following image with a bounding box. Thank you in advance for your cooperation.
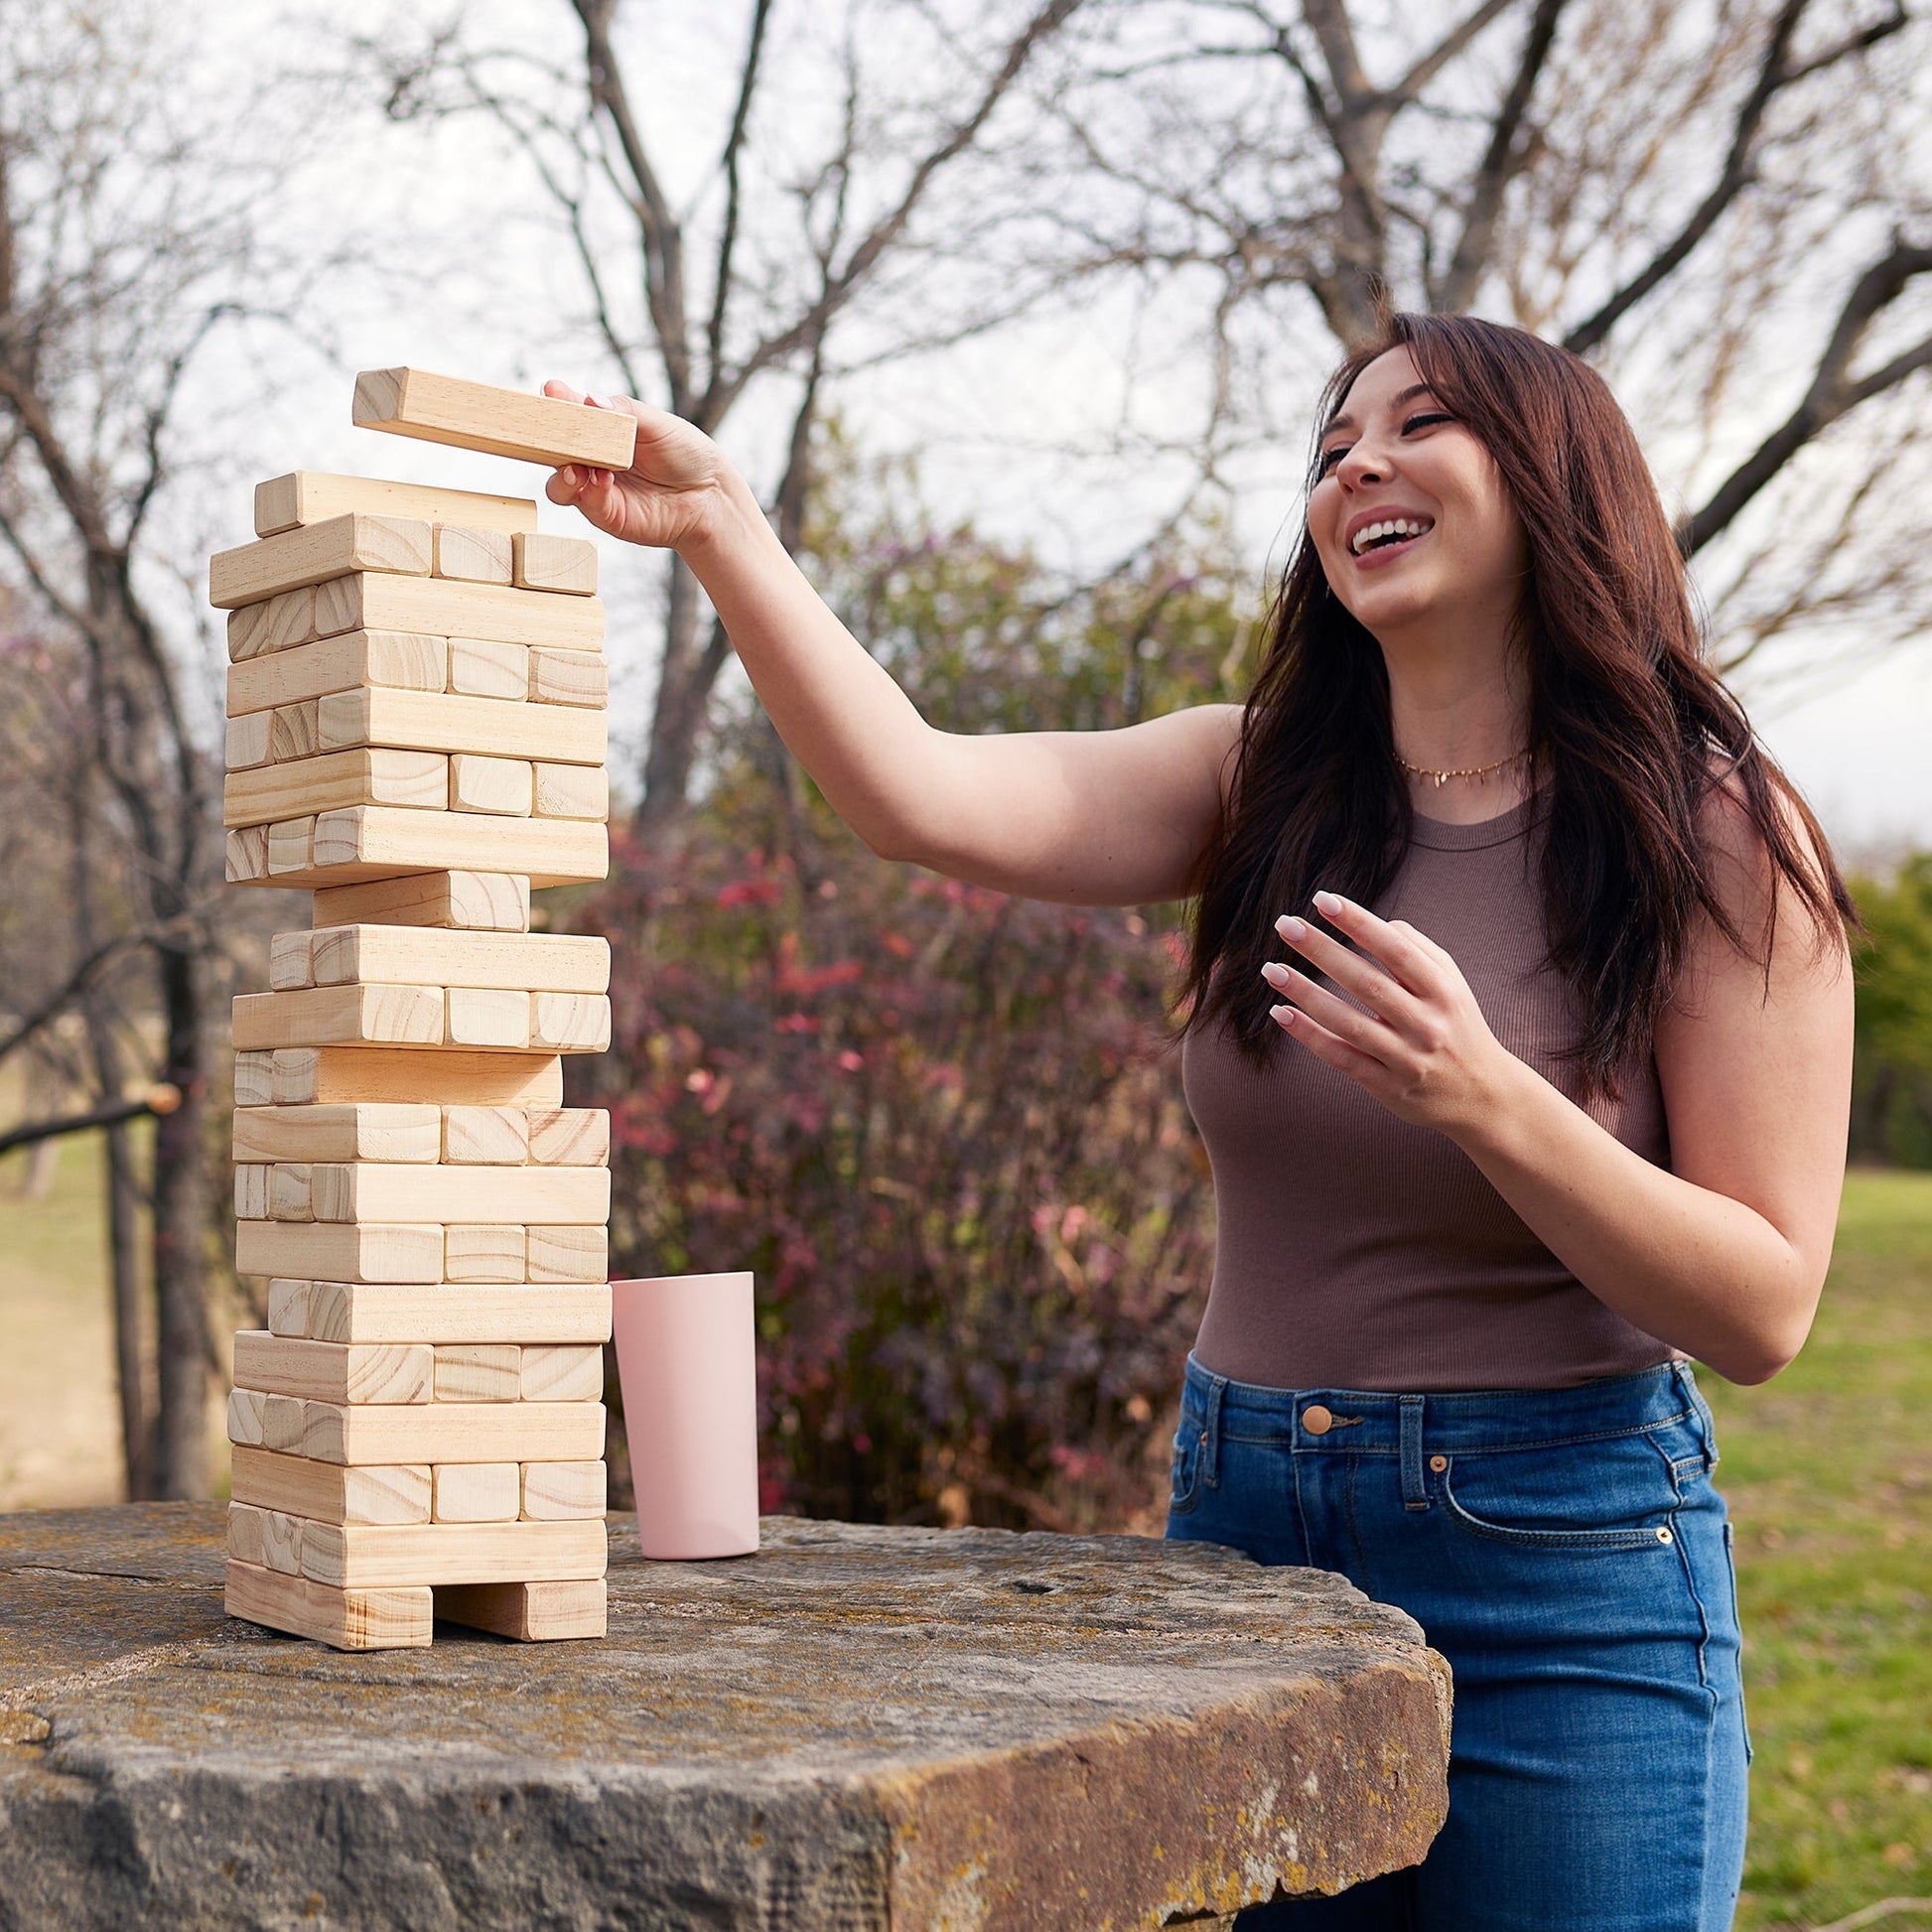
[351,368,637,472]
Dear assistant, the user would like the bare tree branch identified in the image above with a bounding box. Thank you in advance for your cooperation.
[702,0,773,395]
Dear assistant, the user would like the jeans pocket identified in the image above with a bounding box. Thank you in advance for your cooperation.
[1169,1422,1205,1516]
[1440,1435,1684,1551]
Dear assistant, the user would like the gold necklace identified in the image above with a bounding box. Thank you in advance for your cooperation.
[1394,748,1529,789]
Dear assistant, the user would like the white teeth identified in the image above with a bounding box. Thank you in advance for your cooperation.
[1350,516,1433,556]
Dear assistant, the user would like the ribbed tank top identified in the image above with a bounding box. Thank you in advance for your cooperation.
[1181,790,1680,1392]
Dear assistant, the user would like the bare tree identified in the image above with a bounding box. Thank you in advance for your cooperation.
[370,0,1088,822]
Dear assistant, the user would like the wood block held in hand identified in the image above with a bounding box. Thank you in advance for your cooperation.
[320,685,604,763]
[228,630,447,716]
[525,1107,608,1167]
[313,871,530,934]
[210,513,433,609]
[433,524,513,585]
[269,1045,562,1108]
[228,586,317,661]
[512,532,597,596]
[352,366,636,470]
[518,1460,607,1521]
[226,825,270,884]
[310,572,605,650]
[450,753,533,817]
[528,647,608,707]
[232,984,445,1051]
[235,1218,445,1284]
[255,472,539,539]
[432,1460,520,1521]
[443,1105,530,1165]
[527,1224,608,1284]
[448,636,530,701]
[225,1557,432,1650]
[519,1344,603,1404]
[224,749,449,828]
[232,1445,431,1526]
[446,1224,526,1283]
[301,1397,606,1466]
[233,1103,443,1166]
[435,1577,606,1640]
[234,1329,433,1405]
[434,1345,520,1404]
[305,1281,612,1346]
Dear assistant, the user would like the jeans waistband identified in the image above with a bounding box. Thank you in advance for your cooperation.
[1178,1352,1707,1457]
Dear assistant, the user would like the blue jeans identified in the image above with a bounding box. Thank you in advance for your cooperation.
[1167,1354,1749,1931]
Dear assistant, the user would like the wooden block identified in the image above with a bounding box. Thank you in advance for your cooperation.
[303,1516,607,1588]
[235,1219,445,1284]
[227,586,317,661]
[233,1103,443,1165]
[224,749,449,828]
[433,524,513,585]
[232,1445,431,1526]
[529,647,608,707]
[304,1164,608,1225]
[269,930,316,991]
[526,1108,609,1167]
[266,816,315,876]
[305,1281,612,1345]
[294,807,608,893]
[234,1050,277,1107]
[446,1224,526,1283]
[533,762,609,820]
[262,1393,307,1452]
[434,1345,521,1403]
[443,1105,530,1165]
[512,532,598,596]
[260,1508,306,1576]
[225,1557,433,1651]
[530,993,612,1053]
[268,701,322,761]
[227,1386,268,1448]
[314,871,530,933]
[227,630,447,716]
[235,1164,270,1219]
[450,753,533,817]
[255,472,539,539]
[266,1278,310,1336]
[446,987,531,1049]
[519,1460,607,1521]
[270,1046,562,1108]
[311,926,609,994]
[519,1344,603,1404]
[352,367,636,470]
[226,825,270,884]
[301,1398,607,1466]
[311,573,605,650]
[318,686,605,762]
[232,985,445,1051]
[209,513,432,609]
[234,1329,434,1404]
[527,1225,608,1284]
[448,636,530,701]
[227,1501,268,1568]
[432,1461,520,1521]
[435,1578,606,1641]
[268,1162,314,1221]
[227,712,273,770]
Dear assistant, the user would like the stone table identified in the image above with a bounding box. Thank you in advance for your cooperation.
[0,1505,1449,1930]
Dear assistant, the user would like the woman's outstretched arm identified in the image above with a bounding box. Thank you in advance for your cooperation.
[546,384,1239,907]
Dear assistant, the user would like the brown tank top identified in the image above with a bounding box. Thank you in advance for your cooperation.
[1182,790,1680,1392]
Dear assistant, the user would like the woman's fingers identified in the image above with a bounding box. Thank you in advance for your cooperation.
[1260,960,1395,1056]
[1310,892,1441,992]
[1274,912,1413,1017]
[1268,1001,1389,1088]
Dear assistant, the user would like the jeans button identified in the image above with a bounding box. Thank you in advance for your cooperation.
[1302,1405,1332,1436]
[1429,1454,1448,1473]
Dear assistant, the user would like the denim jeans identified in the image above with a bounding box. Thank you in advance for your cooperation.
[1166,1354,1749,1931]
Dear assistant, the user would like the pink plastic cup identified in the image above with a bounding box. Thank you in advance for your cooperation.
[610,1272,759,1560]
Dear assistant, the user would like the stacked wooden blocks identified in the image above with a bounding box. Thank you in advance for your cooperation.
[219,370,637,1651]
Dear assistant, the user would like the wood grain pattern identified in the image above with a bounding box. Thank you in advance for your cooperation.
[233,1103,443,1165]
[223,749,449,828]
[225,1557,433,1650]
[268,1045,562,1108]
[311,871,530,933]
[210,513,433,609]
[233,1329,434,1404]
[301,1515,608,1588]
[308,926,608,994]
[310,572,605,650]
[227,630,447,716]
[433,1577,607,1640]
[234,1218,446,1285]
[300,1281,612,1345]
[254,472,539,539]
[299,1397,607,1467]
[351,367,636,469]
[512,532,598,596]
[318,686,605,762]
[231,1445,432,1526]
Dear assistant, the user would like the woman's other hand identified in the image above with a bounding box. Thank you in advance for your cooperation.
[1262,892,1514,1137]
[541,380,732,552]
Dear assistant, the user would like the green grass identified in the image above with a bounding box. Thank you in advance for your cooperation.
[1708,1170,1932,1930]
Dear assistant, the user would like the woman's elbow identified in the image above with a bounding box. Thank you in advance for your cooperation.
[1709,1301,1820,1387]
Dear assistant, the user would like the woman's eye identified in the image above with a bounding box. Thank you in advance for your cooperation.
[1315,444,1349,476]
[1403,412,1452,435]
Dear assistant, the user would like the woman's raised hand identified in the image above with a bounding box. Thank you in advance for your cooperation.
[541,380,733,553]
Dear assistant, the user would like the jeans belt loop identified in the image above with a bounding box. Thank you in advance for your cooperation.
[1400,1394,1429,1511]
[1200,1373,1227,1489]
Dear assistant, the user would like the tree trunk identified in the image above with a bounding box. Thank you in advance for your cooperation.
[101,1117,153,1498]
[637,553,713,827]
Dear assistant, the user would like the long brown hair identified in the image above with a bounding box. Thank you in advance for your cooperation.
[1184,312,1853,1093]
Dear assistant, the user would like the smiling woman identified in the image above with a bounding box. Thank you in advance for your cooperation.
[539,311,1856,1931]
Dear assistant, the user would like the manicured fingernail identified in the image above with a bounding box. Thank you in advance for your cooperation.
[1277,915,1308,941]
[1312,891,1343,915]
[1261,961,1290,986]
[559,466,581,488]
[1271,1005,1295,1026]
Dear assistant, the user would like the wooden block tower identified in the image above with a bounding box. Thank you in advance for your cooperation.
[216,370,637,1650]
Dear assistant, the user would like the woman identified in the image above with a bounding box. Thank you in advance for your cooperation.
[543,312,1854,1930]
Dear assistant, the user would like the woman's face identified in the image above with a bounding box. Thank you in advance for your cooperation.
[1307,346,1529,642]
